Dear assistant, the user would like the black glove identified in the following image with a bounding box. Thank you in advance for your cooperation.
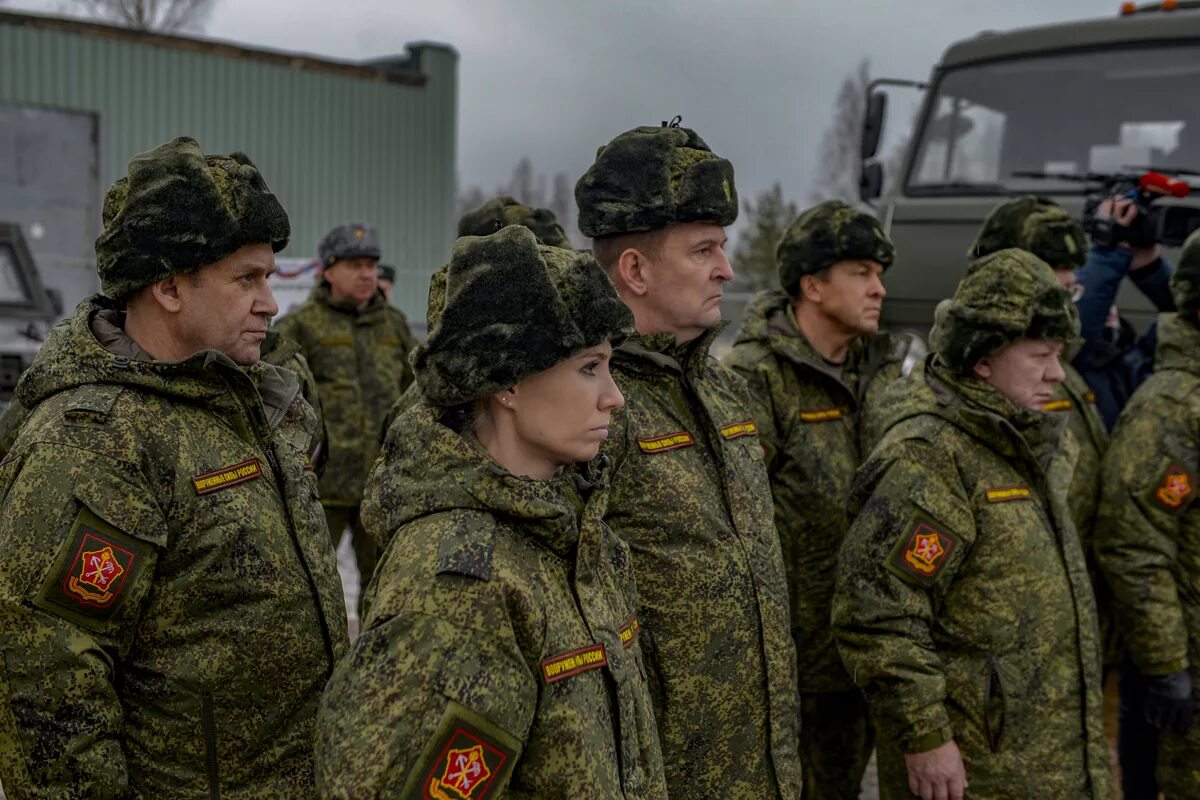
[1143,670,1196,735]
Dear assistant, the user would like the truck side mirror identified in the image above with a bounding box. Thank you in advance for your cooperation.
[861,91,888,161]
[860,162,884,202]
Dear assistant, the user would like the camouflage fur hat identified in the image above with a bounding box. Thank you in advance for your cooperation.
[575,119,738,238]
[970,195,1086,269]
[413,225,634,406]
[930,248,1079,374]
[1170,228,1200,314]
[319,223,381,267]
[776,199,894,297]
[458,195,572,248]
[377,264,396,283]
[95,137,290,300]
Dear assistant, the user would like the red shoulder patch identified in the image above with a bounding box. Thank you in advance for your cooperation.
[1151,464,1197,512]
[886,513,961,587]
[424,724,510,800]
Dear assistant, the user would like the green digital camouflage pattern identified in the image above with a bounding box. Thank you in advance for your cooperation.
[261,328,325,465]
[412,227,632,408]
[724,289,922,798]
[969,196,1087,269]
[96,138,290,300]
[457,195,573,248]
[600,326,801,799]
[0,397,27,461]
[1095,311,1200,795]
[774,200,895,297]
[1171,228,1200,313]
[832,360,1111,799]
[575,121,738,239]
[0,297,349,798]
[273,282,416,506]
[318,402,667,799]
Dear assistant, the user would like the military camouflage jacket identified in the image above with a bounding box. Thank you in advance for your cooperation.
[1045,364,1108,546]
[723,289,920,693]
[318,402,667,799]
[261,328,326,466]
[600,326,801,799]
[0,298,349,799]
[273,282,416,505]
[832,358,1111,799]
[0,396,27,462]
[1096,312,1200,793]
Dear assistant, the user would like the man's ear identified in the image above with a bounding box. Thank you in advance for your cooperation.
[150,275,184,314]
[799,273,823,305]
[972,359,993,380]
[615,247,650,298]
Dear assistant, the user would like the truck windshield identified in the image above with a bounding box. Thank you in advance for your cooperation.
[908,44,1200,195]
[0,244,32,304]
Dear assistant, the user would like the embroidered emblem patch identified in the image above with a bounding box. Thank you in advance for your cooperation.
[541,644,607,683]
[192,459,262,495]
[1042,399,1072,412]
[1084,392,1097,404]
[637,431,694,454]
[420,716,514,800]
[1152,464,1196,512]
[618,615,641,649]
[720,420,758,440]
[800,407,844,423]
[986,486,1032,504]
[887,513,961,587]
[36,507,151,628]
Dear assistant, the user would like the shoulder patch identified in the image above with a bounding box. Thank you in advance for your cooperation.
[435,513,496,581]
[719,420,758,441]
[985,486,1032,503]
[1149,463,1197,513]
[637,431,694,454]
[192,459,262,495]
[541,643,608,683]
[1042,399,1072,412]
[886,511,961,587]
[402,701,520,800]
[800,407,844,423]
[35,506,153,630]
[64,384,124,423]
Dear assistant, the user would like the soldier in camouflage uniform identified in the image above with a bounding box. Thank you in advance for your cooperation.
[724,200,923,799]
[0,137,348,798]
[318,225,667,799]
[273,222,416,599]
[833,249,1112,800]
[575,120,801,798]
[1095,229,1200,798]
[376,263,395,302]
[970,196,1109,545]
[260,328,326,469]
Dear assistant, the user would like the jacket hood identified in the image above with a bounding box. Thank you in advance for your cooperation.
[615,322,727,379]
[1153,312,1200,374]
[364,401,606,559]
[733,288,848,374]
[15,296,297,427]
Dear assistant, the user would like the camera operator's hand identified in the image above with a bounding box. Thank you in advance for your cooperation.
[1143,669,1196,735]
[1098,196,1161,269]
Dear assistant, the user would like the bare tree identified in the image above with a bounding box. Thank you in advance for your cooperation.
[74,0,217,32]
[809,59,871,208]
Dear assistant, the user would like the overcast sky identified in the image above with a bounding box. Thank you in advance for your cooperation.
[13,0,1130,210]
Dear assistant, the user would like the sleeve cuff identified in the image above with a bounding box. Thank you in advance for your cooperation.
[1136,657,1190,677]
[904,725,955,754]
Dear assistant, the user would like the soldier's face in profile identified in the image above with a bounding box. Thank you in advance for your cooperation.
[640,222,732,342]
[807,258,887,335]
[972,337,1067,411]
[501,342,625,471]
[324,257,380,307]
[174,244,279,365]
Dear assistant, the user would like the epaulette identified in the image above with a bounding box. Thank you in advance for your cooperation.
[435,511,497,581]
[63,384,124,424]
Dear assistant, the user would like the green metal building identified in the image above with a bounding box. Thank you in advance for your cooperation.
[0,10,457,321]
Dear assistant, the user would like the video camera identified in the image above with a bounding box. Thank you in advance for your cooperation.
[1084,171,1200,248]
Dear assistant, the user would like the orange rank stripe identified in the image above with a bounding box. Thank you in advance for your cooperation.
[720,420,758,440]
[637,431,694,453]
[618,615,640,649]
[986,486,1031,503]
[192,459,262,495]
[541,644,607,683]
[799,407,843,423]
[1042,399,1073,412]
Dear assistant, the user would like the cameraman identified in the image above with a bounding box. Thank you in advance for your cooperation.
[1074,195,1176,430]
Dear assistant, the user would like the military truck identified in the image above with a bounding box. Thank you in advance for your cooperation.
[861,1,1200,331]
[0,103,103,406]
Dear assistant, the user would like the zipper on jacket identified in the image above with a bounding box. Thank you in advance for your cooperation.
[201,693,221,800]
[983,654,1006,753]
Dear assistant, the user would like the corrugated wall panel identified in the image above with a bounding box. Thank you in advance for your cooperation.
[0,14,457,320]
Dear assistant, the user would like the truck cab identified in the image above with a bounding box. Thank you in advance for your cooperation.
[863,1,1200,330]
[0,222,58,407]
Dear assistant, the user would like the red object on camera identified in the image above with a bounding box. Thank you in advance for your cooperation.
[1140,171,1190,197]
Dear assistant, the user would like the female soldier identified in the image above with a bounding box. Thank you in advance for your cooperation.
[315,225,668,800]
